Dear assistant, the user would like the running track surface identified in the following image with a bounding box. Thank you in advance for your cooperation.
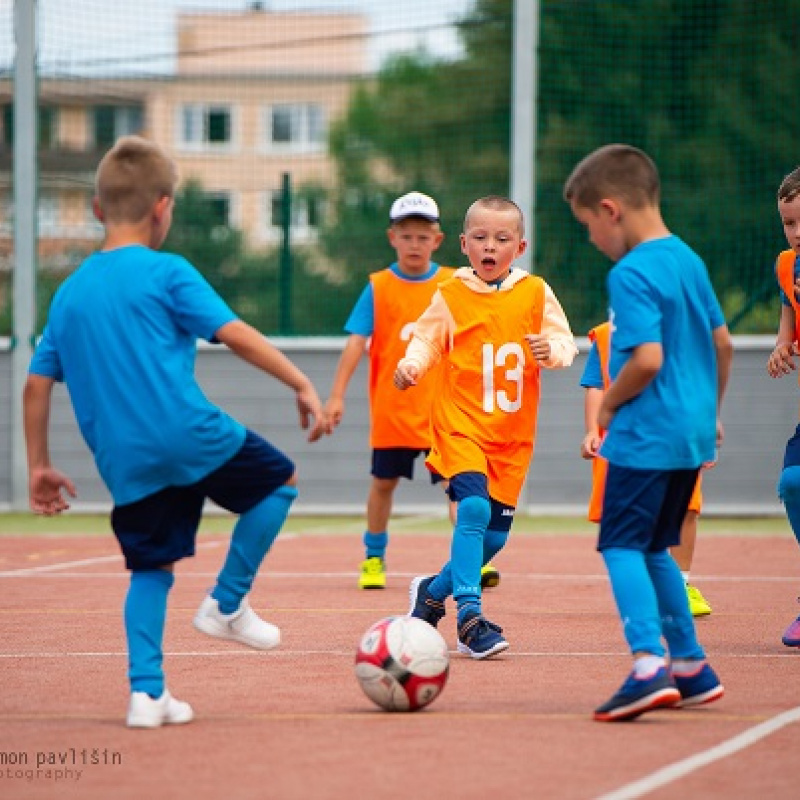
[0,522,798,799]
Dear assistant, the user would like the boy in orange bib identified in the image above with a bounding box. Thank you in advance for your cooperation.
[397,196,577,658]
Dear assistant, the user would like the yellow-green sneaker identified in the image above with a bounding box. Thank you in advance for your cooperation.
[480,563,501,589]
[686,584,712,617]
[358,557,386,590]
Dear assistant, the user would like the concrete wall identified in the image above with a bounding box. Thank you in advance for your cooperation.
[0,337,795,515]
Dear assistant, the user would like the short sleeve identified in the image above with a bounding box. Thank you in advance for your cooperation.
[344,283,374,336]
[580,342,603,389]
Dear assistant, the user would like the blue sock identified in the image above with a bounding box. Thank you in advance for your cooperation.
[646,550,705,660]
[125,569,174,698]
[363,531,388,560]
[429,527,507,601]
[450,495,491,621]
[779,466,800,547]
[601,547,665,657]
[212,485,298,614]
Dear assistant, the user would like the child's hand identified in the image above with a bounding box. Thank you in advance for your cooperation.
[29,467,77,515]
[524,334,551,362]
[767,342,799,377]
[296,385,332,442]
[580,432,602,460]
[394,363,419,390]
[324,396,345,429]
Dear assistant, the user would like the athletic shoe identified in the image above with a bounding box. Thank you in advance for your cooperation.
[358,557,386,590]
[408,576,446,628]
[593,667,680,722]
[686,584,712,617]
[480,563,501,589]
[781,614,800,647]
[193,595,281,650]
[127,690,194,729]
[457,612,509,659]
[673,662,724,707]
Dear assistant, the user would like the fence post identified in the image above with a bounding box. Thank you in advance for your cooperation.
[279,172,292,335]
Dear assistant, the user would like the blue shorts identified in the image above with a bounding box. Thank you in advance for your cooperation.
[783,423,800,469]
[111,430,295,570]
[446,471,516,533]
[599,464,700,552]
[371,447,442,484]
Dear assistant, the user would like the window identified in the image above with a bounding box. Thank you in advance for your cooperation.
[93,106,144,148]
[2,105,58,149]
[266,104,325,153]
[179,104,233,150]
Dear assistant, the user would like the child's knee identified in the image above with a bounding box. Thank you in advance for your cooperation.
[778,466,800,504]
[457,495,491,529]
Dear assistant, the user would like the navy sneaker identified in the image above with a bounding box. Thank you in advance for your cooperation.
[457,613,509,659]
[408,576,446,628]
[594,667,680,722]
[674,663,724,707]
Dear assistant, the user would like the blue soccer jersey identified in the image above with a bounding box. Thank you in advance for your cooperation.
[29,245,246,505]
[600,235,725,470]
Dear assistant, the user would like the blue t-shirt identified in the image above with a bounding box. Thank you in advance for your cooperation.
[601,235,725,470]
[29,245,245,505]
[344,262,441,336]
[580,341,603,389]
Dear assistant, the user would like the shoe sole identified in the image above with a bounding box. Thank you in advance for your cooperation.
[456,640,509,660]
[408,576,425,615]
[677,685,724,708]
[358,583,386,590]
[594,688,681,722]
[193,617,280,650]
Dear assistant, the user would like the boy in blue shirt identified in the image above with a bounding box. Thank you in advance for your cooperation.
[563,144,733,721]
[23,136,329,728]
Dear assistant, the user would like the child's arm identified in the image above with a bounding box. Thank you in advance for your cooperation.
[767,304,799,377]
[582,387,604,460]
[324,334,368,428]
[214,320,330,442]
[524,283,578,368]
[23,374,77,515]
[394,291,450,390]
[598,342,662,430]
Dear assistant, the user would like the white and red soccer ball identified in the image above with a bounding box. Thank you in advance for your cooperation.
[355,616,450,712]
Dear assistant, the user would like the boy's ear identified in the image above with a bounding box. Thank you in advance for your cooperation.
[92,196,104,223]
[433,230,445,250]
[387,226,397,247]
[599,198,622,221]
[153,195,172,220]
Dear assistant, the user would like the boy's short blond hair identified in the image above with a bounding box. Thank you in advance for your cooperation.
[464,196,525,236]
[778,166,800,203]
[563,143,660,210]
[95,136,178,224]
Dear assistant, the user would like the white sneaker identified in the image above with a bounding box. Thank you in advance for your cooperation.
[126,690,194,729]
[193,595,281,650]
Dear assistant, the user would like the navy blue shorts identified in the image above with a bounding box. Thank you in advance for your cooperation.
[783,423,800,469]
[371,447,442,484]
[446,471,516,533]
[599,464,700,552]
[111,430,295,570]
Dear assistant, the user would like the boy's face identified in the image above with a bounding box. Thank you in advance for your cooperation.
[570,199,627,262]
[460,206,526,283]
[779,195,800,256]
[387,218,444,275]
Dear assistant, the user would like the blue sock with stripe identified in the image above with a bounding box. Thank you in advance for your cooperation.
[450,495,491,623]
[429,527,507,602]
[212,485,298,614]
[363,531,388,560]
[779,466,800,548]
[125,569,174,698]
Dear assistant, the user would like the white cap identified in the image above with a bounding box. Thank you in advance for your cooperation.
[389,191,439,222]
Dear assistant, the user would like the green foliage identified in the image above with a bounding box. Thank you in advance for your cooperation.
[321,0,797,333]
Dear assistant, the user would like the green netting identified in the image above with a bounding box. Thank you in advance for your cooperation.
[1,0,797,337]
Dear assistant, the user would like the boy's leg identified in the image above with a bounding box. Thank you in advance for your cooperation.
[670,510,711,616]
[359,476,398,589]
[210,484,298,613]
[124,568,194,728]
[778,456,800,646]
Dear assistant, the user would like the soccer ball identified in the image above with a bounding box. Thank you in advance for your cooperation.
[355,616,450,712]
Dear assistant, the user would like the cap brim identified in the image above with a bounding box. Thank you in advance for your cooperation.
[390,212,439,223]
